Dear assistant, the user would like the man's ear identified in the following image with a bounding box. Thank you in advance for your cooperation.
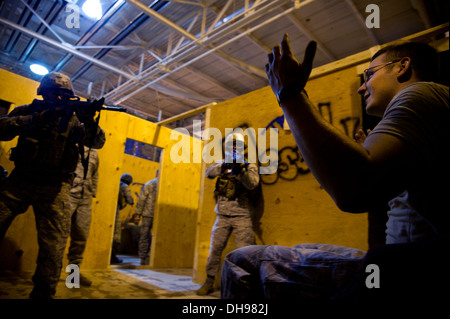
[397,57,413,83]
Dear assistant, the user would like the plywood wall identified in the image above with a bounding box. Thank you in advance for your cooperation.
[193,64,369,284]
[0,69,40,271]
[0,69,202,271]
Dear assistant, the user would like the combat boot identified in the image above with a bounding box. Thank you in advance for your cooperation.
[196,276,215,295]
[111,255,122,264]
[79,273,92,286]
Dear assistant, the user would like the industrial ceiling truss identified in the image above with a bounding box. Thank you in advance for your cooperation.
[0,0,448,129]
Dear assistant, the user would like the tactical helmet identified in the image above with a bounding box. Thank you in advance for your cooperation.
[37,72,74,96]
[120,173,133,185]
[225,132,245,148]
[224,132,245,162]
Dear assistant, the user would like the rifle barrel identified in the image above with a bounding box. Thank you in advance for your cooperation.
[101,106,127,112]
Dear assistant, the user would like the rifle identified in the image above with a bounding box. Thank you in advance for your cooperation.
[30,96,126,133]
[30,95,126,180]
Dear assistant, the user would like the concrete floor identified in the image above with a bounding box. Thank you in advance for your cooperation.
[0,255,220,299]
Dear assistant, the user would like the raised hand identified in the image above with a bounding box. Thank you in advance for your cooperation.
[354,129,372,145]
[265,33,317,96]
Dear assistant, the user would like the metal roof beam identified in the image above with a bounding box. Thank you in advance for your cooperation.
[19,0,65,43]
[70,11,151,81]
[0,17,135,79]
[285,10,336,62]
[125,0,198,41]
[98,41,240,100]
[19,1,64,62]
[344,0,379,45]
[151,82,213,104]
[214,50,267,78]
[410,0,432,29]
[105,0,294,101]
[53,0,126,72]
[110,0,315,105]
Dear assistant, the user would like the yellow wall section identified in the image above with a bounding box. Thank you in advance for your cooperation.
[0,69,202,271]
[193,65,368,284]
[0,70,40,271]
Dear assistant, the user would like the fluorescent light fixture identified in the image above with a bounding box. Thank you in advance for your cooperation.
[82,0,102,20]
[30,64,49,75]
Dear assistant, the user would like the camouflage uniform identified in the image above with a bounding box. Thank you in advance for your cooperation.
[0,73,105,299]
[203,160,259,280]
[111,174,134,262]
[67,147,99,266]
[134,176,158,265]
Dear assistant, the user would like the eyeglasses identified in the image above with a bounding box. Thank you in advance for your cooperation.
[363,59,401,84]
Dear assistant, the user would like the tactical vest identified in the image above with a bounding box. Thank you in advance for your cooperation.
[9,106,81,175]
[214,174,239,200]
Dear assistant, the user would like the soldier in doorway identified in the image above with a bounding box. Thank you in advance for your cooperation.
[111,173,134,264]
[134,169,159,265]
[67,146,99,286]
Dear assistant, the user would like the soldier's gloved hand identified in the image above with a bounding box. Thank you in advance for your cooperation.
[75,106,97,123]
[37,107,67,123]
[76,97,104,123]
[92,97,105,110]
[221,162,233,174]
[232,162,248,175]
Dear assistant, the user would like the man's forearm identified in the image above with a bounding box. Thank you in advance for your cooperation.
[280,91,371,212]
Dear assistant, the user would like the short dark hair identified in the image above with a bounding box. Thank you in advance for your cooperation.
[372,41,439,81]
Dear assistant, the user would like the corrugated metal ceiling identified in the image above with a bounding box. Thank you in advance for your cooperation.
[0,0,448,133]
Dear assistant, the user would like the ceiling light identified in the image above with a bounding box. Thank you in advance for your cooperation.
[82,0,103,20]
[30,64,49,75]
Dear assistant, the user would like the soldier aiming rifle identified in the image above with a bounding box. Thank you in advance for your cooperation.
[0,72,110,299]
